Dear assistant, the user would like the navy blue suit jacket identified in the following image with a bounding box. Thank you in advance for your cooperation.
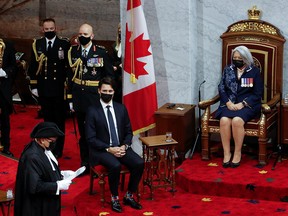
[85,100,133,165]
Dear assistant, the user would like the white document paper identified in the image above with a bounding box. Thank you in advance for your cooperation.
[66,166,86,180]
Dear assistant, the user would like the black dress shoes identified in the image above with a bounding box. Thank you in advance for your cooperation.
[2,150,14,157]
[123,197,142,210]
[111,199,122,213]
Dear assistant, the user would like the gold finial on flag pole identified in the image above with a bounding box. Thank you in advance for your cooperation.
[130,73,136,83]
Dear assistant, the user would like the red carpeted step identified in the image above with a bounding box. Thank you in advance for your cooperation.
[176,153,288,202]
[73,186,288,216]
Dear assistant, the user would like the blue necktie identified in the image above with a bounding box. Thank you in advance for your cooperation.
[106,105,118,146]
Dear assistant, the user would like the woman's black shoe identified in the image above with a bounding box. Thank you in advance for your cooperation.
[231,161,240,168]
[222,161,230,168]
[222,154,232,168]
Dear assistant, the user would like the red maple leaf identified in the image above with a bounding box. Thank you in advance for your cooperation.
[124,26,152,80]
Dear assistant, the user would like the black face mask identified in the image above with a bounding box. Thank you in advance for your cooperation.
[44,31,56,40]
[100,93,113,103]
[232,60,244,68]
[78,36,91,46]
[47,141,57,151]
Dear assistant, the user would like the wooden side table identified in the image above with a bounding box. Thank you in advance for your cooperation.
[139,135,178,200]
[154,103,196,161]
[0,190,14,216]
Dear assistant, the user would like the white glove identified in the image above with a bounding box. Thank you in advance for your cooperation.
[61,170,76,180]
[0,68,7,77]
[31,88,39,97]
[69,102,74,111]
[57,179,72,191]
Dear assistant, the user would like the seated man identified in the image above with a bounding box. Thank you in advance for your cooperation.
[85,77,144,213]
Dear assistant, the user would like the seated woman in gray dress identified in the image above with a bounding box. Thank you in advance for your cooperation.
[215,45,264,168]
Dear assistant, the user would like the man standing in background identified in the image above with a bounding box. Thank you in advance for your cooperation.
[68,23,114,174]
[0,38,17,157]
[29,18,71,158]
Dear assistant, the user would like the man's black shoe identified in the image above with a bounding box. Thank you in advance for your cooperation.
[123,197,142,210]
[111,199,122,213]
[2,150,14,157]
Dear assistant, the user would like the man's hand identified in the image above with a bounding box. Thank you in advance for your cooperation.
[61,170,76,180]
[57,179,72,190]
[108,146,126,157]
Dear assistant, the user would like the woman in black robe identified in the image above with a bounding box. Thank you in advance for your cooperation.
[14,122,73,216]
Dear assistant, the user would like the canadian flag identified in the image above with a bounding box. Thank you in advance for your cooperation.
[123,0,158,135]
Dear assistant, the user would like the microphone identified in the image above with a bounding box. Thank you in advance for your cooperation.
[199,80,206,90]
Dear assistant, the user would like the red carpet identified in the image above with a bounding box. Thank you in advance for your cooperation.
[176,153,288,201]
[1,104,288,215]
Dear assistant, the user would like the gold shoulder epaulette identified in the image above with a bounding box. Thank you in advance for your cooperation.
[33,36,44,40]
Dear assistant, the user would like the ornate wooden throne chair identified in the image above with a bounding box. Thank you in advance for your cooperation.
[199,7,285,165]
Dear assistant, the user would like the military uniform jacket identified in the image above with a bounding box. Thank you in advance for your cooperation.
[29,36,70,98]
[68,43,114,113]
[0,39,17,114]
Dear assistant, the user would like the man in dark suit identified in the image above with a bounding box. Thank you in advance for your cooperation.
[0,38,17,157]
[29,18,70,158]
[68,23,114,172]
[85,77,144,213]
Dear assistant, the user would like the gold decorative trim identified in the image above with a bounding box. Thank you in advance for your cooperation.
[245,130,258,136]
[30,80,37,84]
[0,38,5,68]
[229,21,278,35]
[235,36,270,43]
[259,114,266,137]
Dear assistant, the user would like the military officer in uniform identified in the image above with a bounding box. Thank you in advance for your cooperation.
[29,18,71,158]
[68,23,114,173]
[0,38,17,157]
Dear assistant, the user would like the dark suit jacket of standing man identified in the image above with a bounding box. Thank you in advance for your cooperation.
[68,43,114,169]
[85,100,144,196]
[0,38,17,154]
[29,36,70,157]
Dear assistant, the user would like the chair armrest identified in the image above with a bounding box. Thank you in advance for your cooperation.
[198,94,220,110]
[261,93,281,114]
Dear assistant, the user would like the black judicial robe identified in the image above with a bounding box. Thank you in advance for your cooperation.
[14,141,62,216]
